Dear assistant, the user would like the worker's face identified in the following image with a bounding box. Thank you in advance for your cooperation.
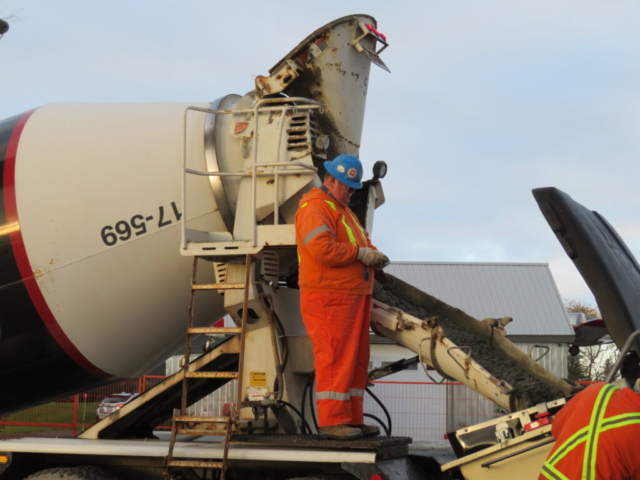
[326,176,356,207]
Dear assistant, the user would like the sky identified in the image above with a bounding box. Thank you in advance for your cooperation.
[2,0,640,311]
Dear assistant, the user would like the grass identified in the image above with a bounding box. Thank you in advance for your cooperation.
[0,402,99,435]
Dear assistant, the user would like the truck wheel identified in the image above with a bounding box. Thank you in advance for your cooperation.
[23,466,120,480]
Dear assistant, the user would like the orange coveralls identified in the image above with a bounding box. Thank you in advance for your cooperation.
[539,382,640,480]
[295,187,375,427]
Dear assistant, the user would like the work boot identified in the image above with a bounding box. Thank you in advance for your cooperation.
[317,424,363,440]
[350,424,380,437]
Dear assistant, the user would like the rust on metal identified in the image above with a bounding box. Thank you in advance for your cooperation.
[192,283,246,290]
[176,415,231,423]
[167,460,223,469]
[188,327,242,334]
[185,372,239,379]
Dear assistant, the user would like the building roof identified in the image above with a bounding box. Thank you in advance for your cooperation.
[382,262,575,342]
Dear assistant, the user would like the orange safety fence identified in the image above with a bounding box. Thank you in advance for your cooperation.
[0,376,166,439]
[0,378,598,441]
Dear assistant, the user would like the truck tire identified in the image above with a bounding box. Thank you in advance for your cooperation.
[23,466,120,480]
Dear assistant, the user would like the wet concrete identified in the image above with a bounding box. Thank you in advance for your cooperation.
[373,282,566,407]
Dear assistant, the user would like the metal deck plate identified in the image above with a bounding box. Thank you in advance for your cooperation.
[230,434,412,449]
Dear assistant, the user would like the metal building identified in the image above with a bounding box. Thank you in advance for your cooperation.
[369,261,575,440]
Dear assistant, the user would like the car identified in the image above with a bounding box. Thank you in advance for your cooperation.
[96,392,139,420]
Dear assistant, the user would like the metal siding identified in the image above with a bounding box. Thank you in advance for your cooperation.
[385,262,574,338]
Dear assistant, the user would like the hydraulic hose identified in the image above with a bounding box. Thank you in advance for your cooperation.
[366,386,392,436]
[277,400,312,435]
[364,413,390,437]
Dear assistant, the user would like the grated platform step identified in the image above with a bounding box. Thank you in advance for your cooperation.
[230,434,412,449]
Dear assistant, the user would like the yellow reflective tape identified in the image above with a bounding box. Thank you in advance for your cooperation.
[546,385,640,480]
[297,250,301,263]
[584,384,616,480]
[541,463,571,480]
[349,212,367,243]
[301,202,308,208]
[548,427,589,465]
[341,215,357,245]
[324,200,337,211]
[601,416,640,431]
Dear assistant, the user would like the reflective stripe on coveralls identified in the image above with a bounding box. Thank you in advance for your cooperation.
[300,292,371,426]
[541,384,640,480]
[297,200,358,263]
[315,389,365,401]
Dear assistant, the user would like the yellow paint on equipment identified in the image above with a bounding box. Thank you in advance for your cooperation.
[250,372,267,386]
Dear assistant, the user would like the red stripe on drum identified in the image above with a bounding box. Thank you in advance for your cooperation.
[3,109,113,380]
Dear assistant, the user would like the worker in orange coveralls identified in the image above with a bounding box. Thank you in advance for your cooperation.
[295,154,390,440]
[539,352,640,480]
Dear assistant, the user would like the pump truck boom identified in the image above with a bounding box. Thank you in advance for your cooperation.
[0,14,632,480]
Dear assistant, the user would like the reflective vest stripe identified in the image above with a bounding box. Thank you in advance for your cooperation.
[541,464,570,480]
[316,390,365,401]
[547,428,589,464]
[583,384,616,480]
[316,391,350,401]
[324,200,337,211]
[304,224,332,245]
[348,212,368,244]
[350,388,365,398]
[600,414,640,431]
[544,384,638,480]
[341,215,357,245]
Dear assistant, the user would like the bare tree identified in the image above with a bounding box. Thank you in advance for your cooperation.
[565,300,619,382]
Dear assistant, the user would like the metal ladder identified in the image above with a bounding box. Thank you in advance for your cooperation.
[165,255,252,480]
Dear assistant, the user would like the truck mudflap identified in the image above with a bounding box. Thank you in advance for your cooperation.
[371,273,580,411]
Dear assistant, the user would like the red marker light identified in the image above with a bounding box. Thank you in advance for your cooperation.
[373,28,380,36]
[366,24,374,31]
[370,476,383,480]
[380,33,387,41]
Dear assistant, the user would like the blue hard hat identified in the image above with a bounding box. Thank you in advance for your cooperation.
[324,154,364,189]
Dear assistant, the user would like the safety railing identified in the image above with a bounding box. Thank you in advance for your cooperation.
[180,97,323,250]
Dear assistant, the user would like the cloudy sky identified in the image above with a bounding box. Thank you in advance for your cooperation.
[3,1,640,309]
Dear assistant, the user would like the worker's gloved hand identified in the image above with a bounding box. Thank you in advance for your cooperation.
[374,253,390,269]
[357,247,389,268]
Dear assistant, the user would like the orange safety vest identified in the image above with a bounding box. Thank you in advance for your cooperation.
[295,188,375,295]
[540,382,640,480]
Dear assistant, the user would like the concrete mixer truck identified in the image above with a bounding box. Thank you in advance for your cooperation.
[1,13,635,480]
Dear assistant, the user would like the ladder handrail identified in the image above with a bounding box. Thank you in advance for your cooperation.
[181,98,321,251]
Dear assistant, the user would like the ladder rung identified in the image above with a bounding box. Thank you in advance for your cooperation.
[185,372,238,379]
[175,416,231,423]
[167,460,223,469]
[177,429,227,436]
[192,283,246,290]
[188,327,242,334]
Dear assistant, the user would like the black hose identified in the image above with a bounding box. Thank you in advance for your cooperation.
[366,386,392,436]
[299,377,309,434]
[277,400,312,435]
[364,413,390,437]
[308,373,318,431]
